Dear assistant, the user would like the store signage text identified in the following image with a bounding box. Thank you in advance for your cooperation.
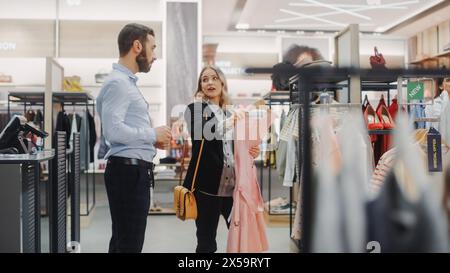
[407,82,424,101]
[0,42,16,51]
[216,60,247,75]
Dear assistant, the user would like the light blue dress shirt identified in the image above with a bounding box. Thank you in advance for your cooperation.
[96,63,156,163]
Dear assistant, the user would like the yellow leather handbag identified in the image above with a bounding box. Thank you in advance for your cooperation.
[174,139,204,221]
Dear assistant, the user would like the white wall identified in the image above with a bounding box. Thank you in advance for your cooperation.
[227,79,272,97]
[204,35,277,98]
[204,35,278,53]
[360,37,406,56]
[360,36,407,68]
[56,58,164,88]
[0,58,46,85]
[0,0,163,21]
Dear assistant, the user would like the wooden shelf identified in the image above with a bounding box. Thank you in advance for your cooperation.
[410,52,450,65]
[436,51,450,58]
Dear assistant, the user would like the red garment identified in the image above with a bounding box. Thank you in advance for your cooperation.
[388,98,398,121]
[227,107,270,253]
[373,96,392,164]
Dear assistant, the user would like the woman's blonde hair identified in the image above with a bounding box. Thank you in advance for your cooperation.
[195,66,231,108]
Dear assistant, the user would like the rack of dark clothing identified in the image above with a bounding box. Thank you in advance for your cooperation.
[246,67,450,253]
[7,92,97,216]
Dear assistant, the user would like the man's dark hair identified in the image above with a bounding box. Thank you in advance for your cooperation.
[118,23,154,57]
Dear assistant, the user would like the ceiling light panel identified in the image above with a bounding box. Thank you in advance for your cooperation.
[237,0,444,33]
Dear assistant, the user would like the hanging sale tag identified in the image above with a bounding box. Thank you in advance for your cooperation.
[427,127,443,172]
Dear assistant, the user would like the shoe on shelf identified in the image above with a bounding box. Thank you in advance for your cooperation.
[377,104,395,129]
[271,203,296,214]
[265,197,288,207]
[364,105,384,130]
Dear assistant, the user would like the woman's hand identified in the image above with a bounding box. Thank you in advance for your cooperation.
[249,145,260,159]
[231,108,246,124]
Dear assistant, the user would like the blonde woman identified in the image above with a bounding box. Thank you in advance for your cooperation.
[183,66,259,253]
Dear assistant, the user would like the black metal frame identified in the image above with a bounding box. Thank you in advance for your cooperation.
[50,131,67,253]
[260,91,293,234]
[7,92,96,216]
[246,67,450,253]
[262,85,349,241]
[0,152,54,253]
[69,133,81,243]
[22,163,39,253]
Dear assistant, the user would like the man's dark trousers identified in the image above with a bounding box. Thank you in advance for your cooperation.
[104,161,152,253]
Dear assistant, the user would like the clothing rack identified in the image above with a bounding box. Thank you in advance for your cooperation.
[261,91,293,235]
[246,67,450,253]
[7,91,96,216]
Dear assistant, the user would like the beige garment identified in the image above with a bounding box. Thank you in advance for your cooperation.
[370,148,397,194]
[370,144,450,201]
[292,181,302,240]
[291,115,343,241]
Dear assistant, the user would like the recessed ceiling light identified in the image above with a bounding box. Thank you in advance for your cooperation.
[375,27,384,32]
[296,30,305,35]
[257,30,266,33]
[366,0,381,5]
[315,31,324,35]
[67,0,81,6]
[235,23,249,30]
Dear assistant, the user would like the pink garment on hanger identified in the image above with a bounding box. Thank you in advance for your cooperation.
[227,107,271,253]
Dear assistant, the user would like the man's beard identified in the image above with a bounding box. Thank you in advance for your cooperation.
[136,50,151,73]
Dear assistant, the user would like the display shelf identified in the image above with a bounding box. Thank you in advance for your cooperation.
[82,83,162,88]
[263,91,290,103]
[8,91,95,104]
[368,129,394,135]
[410,51,450,64]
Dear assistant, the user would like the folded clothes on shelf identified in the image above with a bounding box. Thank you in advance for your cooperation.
[264,197,296,214]
[265,197,288,207]
[269,203,296,214]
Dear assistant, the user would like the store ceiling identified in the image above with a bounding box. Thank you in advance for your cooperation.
[203,0,450,36]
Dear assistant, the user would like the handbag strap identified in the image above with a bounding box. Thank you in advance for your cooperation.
[179,139,187,185]
[191,138,205,192]
[374,47,379,56]
[363,94,370,107]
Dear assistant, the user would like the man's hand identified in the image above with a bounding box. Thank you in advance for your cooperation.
[249,145,260,159]
[155,141,170,150]
[155,126,171,149]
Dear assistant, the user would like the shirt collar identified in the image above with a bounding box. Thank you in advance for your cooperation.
[113,63,138,83]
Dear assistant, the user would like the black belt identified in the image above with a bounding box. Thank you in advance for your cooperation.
[108,156,154,170]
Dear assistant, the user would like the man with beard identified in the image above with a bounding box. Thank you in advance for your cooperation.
[97,23,171,253]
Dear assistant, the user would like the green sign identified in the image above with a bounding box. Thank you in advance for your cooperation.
[407,82,424,101]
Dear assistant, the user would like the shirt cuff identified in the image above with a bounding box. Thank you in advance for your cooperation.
[144,128,157,145]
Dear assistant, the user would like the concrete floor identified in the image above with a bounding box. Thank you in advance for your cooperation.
[39,167,295,253]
